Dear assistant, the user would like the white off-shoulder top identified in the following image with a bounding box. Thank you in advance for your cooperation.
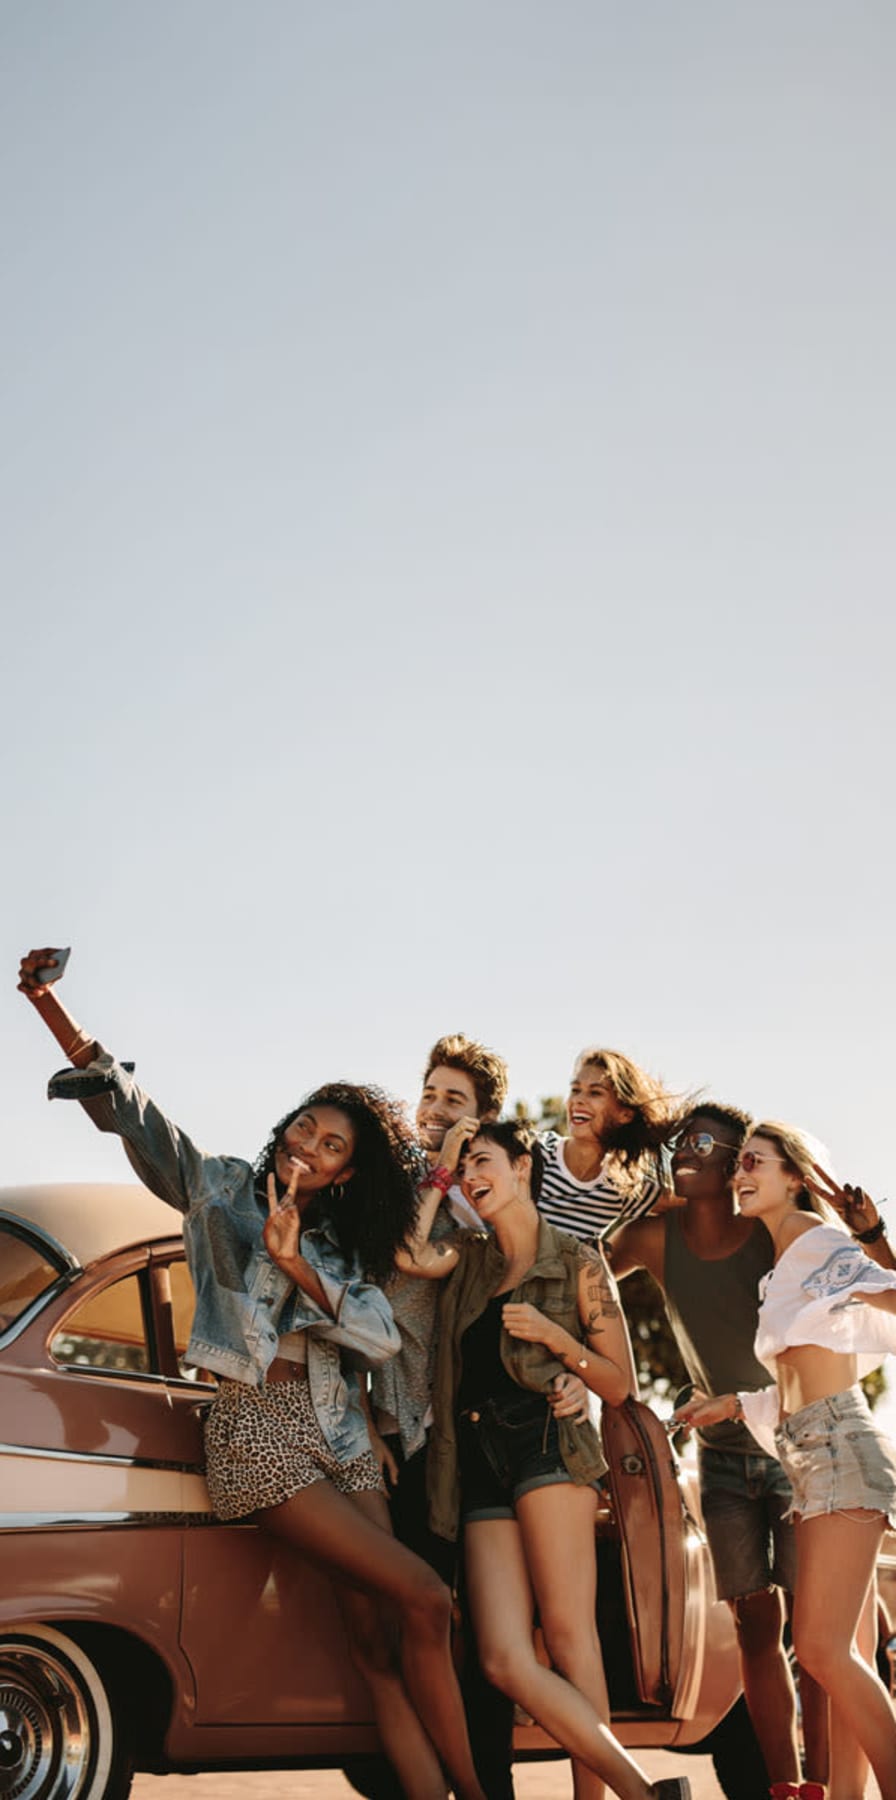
[738,1222,896,1458]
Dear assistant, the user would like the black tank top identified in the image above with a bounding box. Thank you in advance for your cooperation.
[457,1294,522,1412]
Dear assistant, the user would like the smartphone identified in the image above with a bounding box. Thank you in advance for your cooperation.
[35,947,71,985]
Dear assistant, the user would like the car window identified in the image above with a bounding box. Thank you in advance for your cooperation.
[51,1273,151,1375]
[0,1228,66,1334]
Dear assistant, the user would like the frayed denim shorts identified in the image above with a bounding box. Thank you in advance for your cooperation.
[775,1385,896,1526]
[698,1445,797,1600]
[458,1392,575,1524]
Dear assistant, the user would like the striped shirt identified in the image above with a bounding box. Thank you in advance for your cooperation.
[537,1130,663,1244]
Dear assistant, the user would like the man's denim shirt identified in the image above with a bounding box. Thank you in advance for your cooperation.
[62,1051,400,1462]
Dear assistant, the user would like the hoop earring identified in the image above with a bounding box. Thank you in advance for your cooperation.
[331,1183,345,1205]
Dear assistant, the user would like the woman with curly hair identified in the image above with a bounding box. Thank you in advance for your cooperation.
[537,1047,683,1244]
[674,1122,896,1800]
[17,948,486,1800]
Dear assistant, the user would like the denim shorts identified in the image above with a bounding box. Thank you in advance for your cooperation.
[698,1444,797,1601]
[458,1392,574,1523]
[775,1385,896,1525]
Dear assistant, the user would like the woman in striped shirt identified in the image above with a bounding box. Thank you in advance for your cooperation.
[538,1048,683,1245]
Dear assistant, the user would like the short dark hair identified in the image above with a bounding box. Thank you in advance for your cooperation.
[466,1117,545,1201]
[681,1101,753,1148]
[422,1034,509,1120]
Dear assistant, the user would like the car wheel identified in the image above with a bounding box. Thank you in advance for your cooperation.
[0,1623,133,1800]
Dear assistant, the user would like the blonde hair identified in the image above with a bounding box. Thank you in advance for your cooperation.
[571,1047,685,1192]
[751,1120,842,1228]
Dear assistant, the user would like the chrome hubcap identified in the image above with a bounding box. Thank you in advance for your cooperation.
[0,1651,93,1800]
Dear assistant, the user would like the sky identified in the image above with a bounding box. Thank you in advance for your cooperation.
[3,2,894,1250]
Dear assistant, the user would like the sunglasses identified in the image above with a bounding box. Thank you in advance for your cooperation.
[734,1150,786,1174]
[674,1130,739,1160]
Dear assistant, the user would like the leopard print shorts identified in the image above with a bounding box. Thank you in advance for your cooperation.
[203,1376,384,1521]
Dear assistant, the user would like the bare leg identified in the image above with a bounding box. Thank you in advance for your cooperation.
[730,1587,800,1784]
[792,1510,896,1800]
[338,1581,445,1800]
[827,1578,877,1800]
[259,1482,485,1800]
[465,1513,658,1800]
[515,1482,607,1800]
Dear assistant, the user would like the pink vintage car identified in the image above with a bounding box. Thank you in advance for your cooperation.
[2,1182,893,1800]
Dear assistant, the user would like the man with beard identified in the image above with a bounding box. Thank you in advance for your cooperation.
[365,1035,590,1800]
[370,1034,508,1575]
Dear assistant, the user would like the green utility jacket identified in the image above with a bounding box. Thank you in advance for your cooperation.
[427,1215,607,1541]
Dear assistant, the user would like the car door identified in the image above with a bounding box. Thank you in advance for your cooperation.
[151,1247,376,1734]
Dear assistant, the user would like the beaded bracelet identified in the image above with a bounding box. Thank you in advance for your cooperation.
[421,1165,453,1198]
[855,1216,888,1244]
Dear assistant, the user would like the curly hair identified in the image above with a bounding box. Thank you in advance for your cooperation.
[254,1083,422,1284]
[422,1034,509,1119]
[466,1118,546,1202]
[571,1046,688,1192]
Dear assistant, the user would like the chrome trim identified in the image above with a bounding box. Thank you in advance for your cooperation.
[0,1271,79,1350]
[0,1443,203,1475]
[669,1521,707,1720]
[51,1363,169,1386]
[0,1510,219,1530]
[0,1208,80,1275]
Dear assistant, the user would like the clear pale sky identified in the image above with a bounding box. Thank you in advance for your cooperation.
[3,4,894,1236]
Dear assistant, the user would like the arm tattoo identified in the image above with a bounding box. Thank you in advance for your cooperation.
[582,1253,620,1336]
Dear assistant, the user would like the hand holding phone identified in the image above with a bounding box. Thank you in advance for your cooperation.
[19,947,71,990]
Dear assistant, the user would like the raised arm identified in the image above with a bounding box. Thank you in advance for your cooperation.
[807,1163,896,1272]
[18,948,99,1067]
[393,1115,478,1280]
[262,1171,400,1367]
[18,946,234,1216]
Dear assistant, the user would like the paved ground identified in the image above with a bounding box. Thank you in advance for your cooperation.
[132,1753,886,1799]
[132,1752,727,1799]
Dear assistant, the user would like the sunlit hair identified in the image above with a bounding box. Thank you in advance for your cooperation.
[571,1047,686,1191]
[750,1121,841,1227]
[466,1118,545,1202]
[255,1083,421,1283]
[422,1034,509,1120]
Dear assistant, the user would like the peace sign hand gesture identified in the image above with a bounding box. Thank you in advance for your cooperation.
[263,1164,307,1272]
[807,1161,880,1237]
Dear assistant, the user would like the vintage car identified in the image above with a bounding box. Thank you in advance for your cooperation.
[2,1183,893,1800]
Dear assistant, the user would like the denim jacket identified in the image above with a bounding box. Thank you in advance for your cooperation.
[55,1051,400,1462]
[427,1216,607,1541]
